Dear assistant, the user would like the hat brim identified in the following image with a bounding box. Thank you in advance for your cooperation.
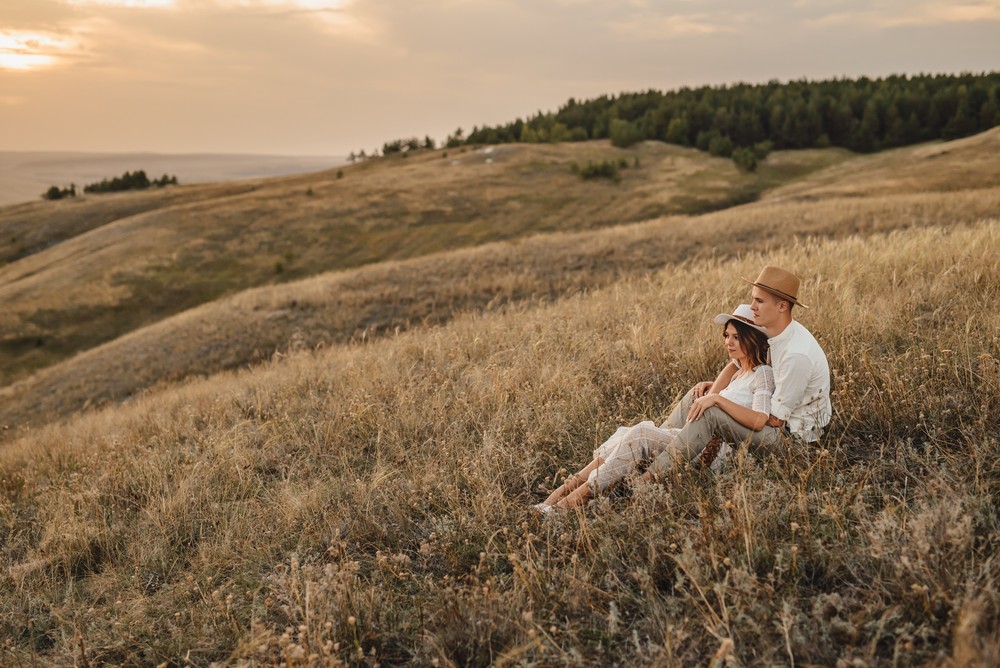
[713,312,769,334]
[742,277,809,309]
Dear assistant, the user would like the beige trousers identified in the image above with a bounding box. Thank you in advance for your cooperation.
[649,388,785,475]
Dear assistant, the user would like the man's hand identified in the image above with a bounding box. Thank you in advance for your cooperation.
[766,415,785,429]
[692,381,713,398]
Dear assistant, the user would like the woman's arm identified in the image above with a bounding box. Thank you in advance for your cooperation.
[687,365,772,431]
[691,395,769,431]
[707,361,738,395]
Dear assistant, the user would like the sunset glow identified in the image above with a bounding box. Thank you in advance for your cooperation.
[65,0,177,7]
[0,31,74,71]
[0,0,997,156]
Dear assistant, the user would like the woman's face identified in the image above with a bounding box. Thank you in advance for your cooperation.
[723,323,748,364]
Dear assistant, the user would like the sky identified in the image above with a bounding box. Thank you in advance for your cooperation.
[1,0,999,157]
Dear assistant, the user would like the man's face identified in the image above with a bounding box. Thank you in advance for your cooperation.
[750,286,782,330]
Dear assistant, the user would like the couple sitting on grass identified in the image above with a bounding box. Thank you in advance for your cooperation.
[536,265,832,513]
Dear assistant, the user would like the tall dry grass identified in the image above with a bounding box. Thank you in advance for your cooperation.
[1,219,997,665]
[2,130,994,422]
[4,184,999,434]
[4,139,800,388]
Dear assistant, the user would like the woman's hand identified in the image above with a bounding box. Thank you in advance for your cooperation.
[687,394,719,422]
[692,381,713,398]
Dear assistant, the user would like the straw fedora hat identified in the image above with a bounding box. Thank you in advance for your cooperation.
[743,265,809,308]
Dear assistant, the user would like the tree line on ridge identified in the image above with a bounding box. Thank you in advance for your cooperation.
[363,72,1000,172]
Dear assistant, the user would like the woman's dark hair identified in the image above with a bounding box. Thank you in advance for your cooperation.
[724,319,769,368]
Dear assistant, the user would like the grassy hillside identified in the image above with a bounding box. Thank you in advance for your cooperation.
[0,218,997,665]
[1,131,999,433]
[0,141,848,388]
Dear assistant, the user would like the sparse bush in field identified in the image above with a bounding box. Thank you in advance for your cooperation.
[732,146,758,172]
[577,159,621,183]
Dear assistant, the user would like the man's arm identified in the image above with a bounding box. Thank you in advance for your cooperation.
[769,352,812,427]
[692,361,738,398]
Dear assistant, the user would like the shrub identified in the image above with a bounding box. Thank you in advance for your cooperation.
[753,140,774,160]
[43,184,75,200]
[609,118,642,148]
[708,134,734,158]
[577,160,621,183]
[732,146,758,172]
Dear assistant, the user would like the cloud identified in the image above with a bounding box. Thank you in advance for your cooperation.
[2,0,998,154]
[0,30,77,71]
[611,12,741,38]
[805,1,1000,28]
[884,1,1000,26]
[64,0,177,7]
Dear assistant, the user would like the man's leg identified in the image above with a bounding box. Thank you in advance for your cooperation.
[649,406,781,476]
[661,388,697,429]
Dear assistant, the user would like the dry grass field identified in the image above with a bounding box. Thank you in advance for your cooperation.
[0,141,845,388]
[0,131,998,665]
[2,132,999,434]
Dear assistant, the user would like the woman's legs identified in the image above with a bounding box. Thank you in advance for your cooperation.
[541,458,603,506]
[588,423,679,493]
[556,478,594,508]
[556,424,680,508]
[538,421,679,511]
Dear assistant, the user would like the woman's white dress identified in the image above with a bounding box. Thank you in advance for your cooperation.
[586,363,775,491]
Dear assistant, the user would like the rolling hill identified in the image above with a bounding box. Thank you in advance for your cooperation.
[0,141,847,396]
[1,131,998,433]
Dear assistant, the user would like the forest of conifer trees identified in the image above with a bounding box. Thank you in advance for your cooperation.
[451,73,999,158]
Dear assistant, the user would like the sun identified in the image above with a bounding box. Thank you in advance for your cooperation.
[0,31,74,72]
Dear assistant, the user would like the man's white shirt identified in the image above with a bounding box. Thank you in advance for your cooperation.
[767,320,831,442]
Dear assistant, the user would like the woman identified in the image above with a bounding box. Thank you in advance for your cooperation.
[535,304,774,512]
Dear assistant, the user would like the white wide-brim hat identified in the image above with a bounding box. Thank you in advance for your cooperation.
[713,303,768,334]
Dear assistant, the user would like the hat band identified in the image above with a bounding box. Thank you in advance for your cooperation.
[756,282,798,303]
[729,314,758,327]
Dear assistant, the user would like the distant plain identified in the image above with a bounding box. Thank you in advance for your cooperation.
[0,151,346,207]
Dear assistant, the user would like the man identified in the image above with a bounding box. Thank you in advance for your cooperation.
[647,265,832,475]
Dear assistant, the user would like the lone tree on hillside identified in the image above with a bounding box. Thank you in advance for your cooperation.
[43,183,77,200]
